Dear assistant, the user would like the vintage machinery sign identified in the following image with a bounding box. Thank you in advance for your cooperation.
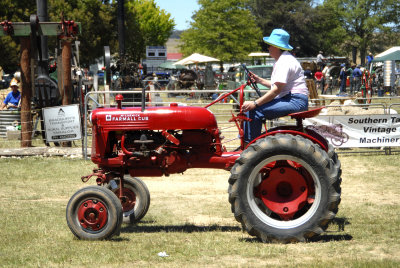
[43,104,81,142]
[305,114,400,147]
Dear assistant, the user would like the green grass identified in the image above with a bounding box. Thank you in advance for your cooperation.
[0,154,399,267]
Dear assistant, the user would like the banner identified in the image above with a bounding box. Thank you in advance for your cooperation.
[43,104,82,142]
[304,114,400,148]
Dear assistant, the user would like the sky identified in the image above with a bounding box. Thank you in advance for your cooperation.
[153,0,200,31]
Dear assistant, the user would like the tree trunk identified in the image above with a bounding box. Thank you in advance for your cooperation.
[352,46,357,65]
[360,39,367,66]
[20,37,32,147]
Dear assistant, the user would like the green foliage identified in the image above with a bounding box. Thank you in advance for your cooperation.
[248,0,340,57]
[0,0,174,69]
[180,0,262,63]
[310,4,347,57]
[125,0,175,62]
[48,0,117,66]
[322,0,400,63]
[0,0,36,73]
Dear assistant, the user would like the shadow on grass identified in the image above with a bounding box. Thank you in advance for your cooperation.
[240,233,353,244]
[118,217,352,243]
[121,223,241,234]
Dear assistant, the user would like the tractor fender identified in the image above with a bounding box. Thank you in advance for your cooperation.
[248,127,329,152]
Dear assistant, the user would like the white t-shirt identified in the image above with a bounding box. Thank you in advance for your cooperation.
[271,51,308,98]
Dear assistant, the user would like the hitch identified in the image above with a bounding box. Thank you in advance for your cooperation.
[81,169,116,185]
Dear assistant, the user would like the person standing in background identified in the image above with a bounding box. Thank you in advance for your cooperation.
[339,64,347,94]
[353,65,363,92]
[366,53,374,71]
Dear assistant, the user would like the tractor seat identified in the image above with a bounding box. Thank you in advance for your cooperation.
[289,107,324,120]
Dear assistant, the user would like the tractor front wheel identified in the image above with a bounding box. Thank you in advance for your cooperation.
[228,134,341,242]
[106,176,151,224]
[66,186,123,240]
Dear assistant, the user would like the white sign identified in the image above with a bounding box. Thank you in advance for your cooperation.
[304,114,400,148]
[43,104,82,142]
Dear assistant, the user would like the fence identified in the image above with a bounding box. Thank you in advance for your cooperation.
[1,87,400,156]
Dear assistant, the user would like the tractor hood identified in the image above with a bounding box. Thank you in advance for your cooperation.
[91,104,218,131]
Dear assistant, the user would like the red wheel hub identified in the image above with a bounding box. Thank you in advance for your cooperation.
[78,199,107,231]
[118,188,137,213]
[256,165,309,220]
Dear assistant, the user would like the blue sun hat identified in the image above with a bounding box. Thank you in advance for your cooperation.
[263,29,293,51]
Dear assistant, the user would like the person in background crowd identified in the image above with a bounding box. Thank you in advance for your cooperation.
[322,63,330,94]
[339,63,347,94]
[314,68,324,94]
[304,66,313,79]
[353,65,363,92]
[1,80,20,110]
[366,53,374,71]
[242,29,308,144]
[316,51,326,70]
[347,64,355,95]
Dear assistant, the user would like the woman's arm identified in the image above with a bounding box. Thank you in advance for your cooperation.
[250,73,272,88]
[241,82,285,112]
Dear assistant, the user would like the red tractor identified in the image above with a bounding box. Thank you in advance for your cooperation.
[66,66,342,242]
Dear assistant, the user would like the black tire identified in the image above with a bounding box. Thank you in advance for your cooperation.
[106,176,150,224]
[228,134,341,242]
[66,186,123,240]
[327,143,342,211]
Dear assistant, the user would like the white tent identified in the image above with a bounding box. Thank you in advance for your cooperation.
[174,53,220,66]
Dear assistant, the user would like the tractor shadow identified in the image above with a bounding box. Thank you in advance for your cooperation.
[121,222,241,234]
[119,217,352,243]
[309,217,353,242]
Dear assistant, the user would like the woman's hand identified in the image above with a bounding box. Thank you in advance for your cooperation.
[242,100,257,112]
[248,72,259,83]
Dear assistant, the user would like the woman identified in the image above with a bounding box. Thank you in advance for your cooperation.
[242,29,308,143]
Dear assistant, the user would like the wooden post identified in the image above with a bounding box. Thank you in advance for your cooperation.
[61,40,72,147]
[61,40,72,105]
[20,37,32,147]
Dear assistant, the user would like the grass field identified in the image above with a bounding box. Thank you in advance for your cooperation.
[0,153,399,267]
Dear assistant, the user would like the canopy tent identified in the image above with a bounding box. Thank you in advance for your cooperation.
[248,52,271,65]
[373,50,400,62]
[158,61,186,69]
[248,52,270,57]
[173,53,219,66]
[373,47,400,61]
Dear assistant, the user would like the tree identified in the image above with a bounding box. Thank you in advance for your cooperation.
[323,0,400,64]
[125,0,175,62]
[248,0,342,57]
[180,0,262,64]
[0,0,36,73]
[48,0,117,67]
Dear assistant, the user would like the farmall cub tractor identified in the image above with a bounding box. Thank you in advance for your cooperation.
[66,65,342,243]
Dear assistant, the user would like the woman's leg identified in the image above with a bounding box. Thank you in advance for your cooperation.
[243,94,308,142]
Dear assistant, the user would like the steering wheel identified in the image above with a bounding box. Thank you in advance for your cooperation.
[241,64,262,97]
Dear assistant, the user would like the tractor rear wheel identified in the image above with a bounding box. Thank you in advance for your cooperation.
[107,176,150,223]
[228,134,341,242]
[66,186,123,240]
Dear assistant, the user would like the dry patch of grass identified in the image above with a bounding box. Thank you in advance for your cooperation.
[0,155,399,267]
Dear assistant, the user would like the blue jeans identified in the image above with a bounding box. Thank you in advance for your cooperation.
[339,78,347,93]
[244,93,308,142]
